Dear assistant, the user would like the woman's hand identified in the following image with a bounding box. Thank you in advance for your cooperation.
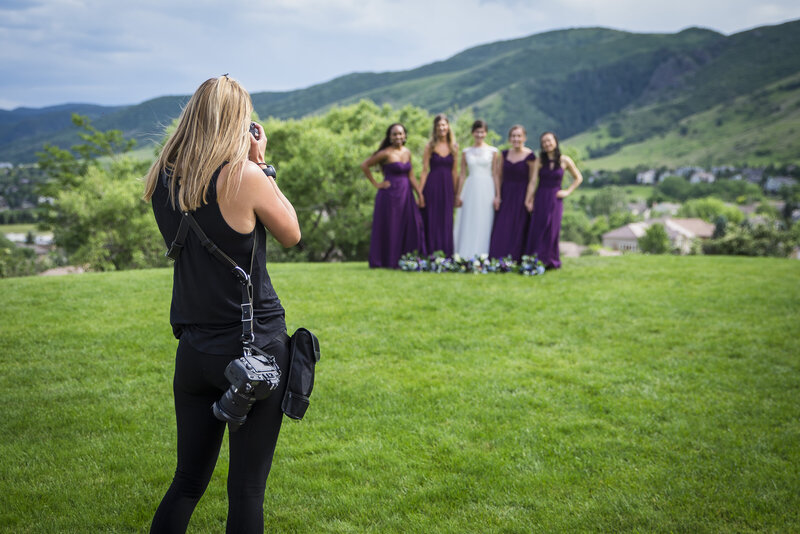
[525,197,534,212]
[248,122,268,163]
[455,195,463,207]
[376,181,391,190]
[416,192,425,208]
[556,189,569,199]
[493,196,501,211]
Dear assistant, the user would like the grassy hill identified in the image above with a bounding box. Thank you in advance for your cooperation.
[1,256,799,532]
[1,20,799,168]
[570,71,800,169]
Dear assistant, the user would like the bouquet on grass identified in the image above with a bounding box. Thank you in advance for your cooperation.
[399,251,545,276]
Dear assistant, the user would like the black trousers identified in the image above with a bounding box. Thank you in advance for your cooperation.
[150,332,290,534]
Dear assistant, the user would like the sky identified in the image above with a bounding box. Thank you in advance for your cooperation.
[1,0,799,110]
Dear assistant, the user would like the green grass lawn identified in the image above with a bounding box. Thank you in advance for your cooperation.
[0,223,41,235]
[569,185,652,205]
[1,256,799,533]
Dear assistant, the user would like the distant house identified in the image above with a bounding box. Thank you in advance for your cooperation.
[602,217,714,254]
[712,165,736,175]
[636,169,657,184]
[690,171,715,184]
[650,202,681,216]
[627,200,649,217]
[764,176,797,194]
[742,168,764,184]
[674,166,703,178]
[602,222,649,252]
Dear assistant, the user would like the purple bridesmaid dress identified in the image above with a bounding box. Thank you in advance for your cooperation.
[524,163,564,268]
[420,152,455,256]
[368,160,426,268]
[489,150,535,260]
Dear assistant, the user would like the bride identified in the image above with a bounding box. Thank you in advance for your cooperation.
[454,120,499,258]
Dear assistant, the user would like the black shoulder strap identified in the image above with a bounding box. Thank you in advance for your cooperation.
[166,211,258,345]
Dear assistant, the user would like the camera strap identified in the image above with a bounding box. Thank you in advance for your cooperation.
[166,211,258,346]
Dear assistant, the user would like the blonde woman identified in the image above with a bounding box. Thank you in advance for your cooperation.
[143,75,300,533]
[419,113,458,255]
[489,125,536,260]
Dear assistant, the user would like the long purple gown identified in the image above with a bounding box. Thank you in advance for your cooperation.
[489,150,535,260]
[525,163,564,268]
[420,152,455,256]
[368,160,426,268]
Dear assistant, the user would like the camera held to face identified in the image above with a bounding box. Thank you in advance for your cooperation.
[212,347,281,431]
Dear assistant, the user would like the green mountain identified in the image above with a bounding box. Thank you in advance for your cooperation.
[1,19,799,167]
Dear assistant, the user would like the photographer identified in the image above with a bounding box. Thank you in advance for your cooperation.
[142,75,300,533]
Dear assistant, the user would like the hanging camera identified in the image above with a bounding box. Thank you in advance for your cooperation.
[212,346,281,432]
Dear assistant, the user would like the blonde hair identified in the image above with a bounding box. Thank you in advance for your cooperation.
[425,114,458,158]
[143,75,253,211]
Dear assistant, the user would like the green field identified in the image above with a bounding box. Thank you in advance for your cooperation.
[1,256,799,533]
[569,72,800,170]
[0,223,40,235]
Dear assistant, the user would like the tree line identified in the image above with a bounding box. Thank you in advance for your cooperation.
[2,100,799,278]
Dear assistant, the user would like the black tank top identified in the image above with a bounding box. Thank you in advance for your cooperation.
[152,167,285,354]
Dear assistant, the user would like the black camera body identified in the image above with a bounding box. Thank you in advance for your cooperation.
[212,348,281,431]
[249,121,259,140]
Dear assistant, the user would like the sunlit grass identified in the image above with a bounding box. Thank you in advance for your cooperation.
[1,256,798,532]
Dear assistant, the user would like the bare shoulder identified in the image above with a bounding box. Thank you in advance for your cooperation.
[222,161,271,202]
[561,155,576,167]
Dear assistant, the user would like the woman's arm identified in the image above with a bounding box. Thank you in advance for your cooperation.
[407,152,424,208]
[455,150,467,207]
[493,150,502,211]
[419,144,431,193]
[524,158,541,213]
[451,143,460,192]
[360,149,390,189]
[556,155,583,199]
[237,122,300,247]
[243,162,301,247]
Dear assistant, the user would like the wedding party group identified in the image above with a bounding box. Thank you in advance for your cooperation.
[360,115,583,270]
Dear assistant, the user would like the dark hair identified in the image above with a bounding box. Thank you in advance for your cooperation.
[508,124,526,138]
[376,123,407,153]
[539,131,561,169]
[471,120,488,133]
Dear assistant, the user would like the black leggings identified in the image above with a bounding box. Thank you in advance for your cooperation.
[150,332,290,534]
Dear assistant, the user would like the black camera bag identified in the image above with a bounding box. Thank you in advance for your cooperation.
[283,328,321,420]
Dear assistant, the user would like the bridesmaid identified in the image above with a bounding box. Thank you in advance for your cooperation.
[524,131,583,269]
[360,123,426,268]
[453,120,500,258]
[489,125,536,261]
[419,114,458,256]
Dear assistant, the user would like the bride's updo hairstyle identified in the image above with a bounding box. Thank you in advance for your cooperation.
[143,75,253,211]
[471,119,488,133]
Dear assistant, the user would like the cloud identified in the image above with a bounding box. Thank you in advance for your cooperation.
[0,0,799,109]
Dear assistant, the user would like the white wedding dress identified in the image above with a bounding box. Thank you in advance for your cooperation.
[454,145,497,258]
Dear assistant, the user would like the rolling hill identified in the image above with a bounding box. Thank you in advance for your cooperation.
[1,19,799,168]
